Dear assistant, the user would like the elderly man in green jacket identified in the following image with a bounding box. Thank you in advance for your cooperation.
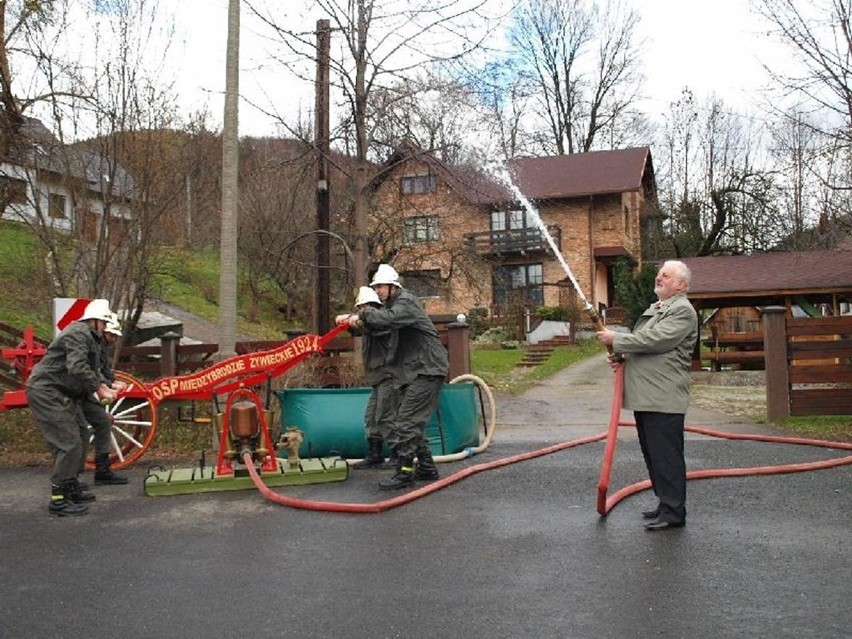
[597,260,698,531]
[337,264,449,490]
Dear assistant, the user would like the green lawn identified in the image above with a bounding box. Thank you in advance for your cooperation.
[471,339,604,394]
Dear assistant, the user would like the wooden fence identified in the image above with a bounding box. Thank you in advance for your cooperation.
[763,309,852,419]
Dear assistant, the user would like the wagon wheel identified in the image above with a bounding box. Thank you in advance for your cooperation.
[85,371,158,470]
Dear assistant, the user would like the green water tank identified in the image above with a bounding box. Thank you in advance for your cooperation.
[274,383,480,459]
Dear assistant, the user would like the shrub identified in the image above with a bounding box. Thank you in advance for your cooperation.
[536,305,571,321]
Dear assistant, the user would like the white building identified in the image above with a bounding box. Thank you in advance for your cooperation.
[0,117,135,241]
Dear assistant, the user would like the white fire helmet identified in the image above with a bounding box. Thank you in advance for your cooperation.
[369,264,401,287]
[354,286,381,308]
[80,298,113,322]
[105,312,123,337]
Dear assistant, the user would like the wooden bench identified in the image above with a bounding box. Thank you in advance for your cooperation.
[702,331,765,371]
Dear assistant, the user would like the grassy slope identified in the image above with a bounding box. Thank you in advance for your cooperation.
[0,220,286,340]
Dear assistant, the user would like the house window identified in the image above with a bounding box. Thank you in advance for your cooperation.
[48,193,67,219]
[400,174,436,195]
[403,215,439,244]
[492,263,543,306]
[0,176,27,204]
[491,208,531,231]
[402,269,441,298]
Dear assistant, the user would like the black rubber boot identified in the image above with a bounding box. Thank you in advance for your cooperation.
[381,450,399,470]
[48,483,88,517]
[65,478,96,504]
[414,447,439,481]
[378,455,415,490]
[351,437,385,470]
[94,454,129,485]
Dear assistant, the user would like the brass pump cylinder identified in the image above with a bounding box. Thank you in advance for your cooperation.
[230,401,259,438]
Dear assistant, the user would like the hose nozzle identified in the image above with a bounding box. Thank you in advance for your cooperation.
[584,304,613,354]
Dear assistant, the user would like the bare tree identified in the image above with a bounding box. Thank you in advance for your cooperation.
[368,66,492,166]
[503,0,645,155]
[754,0,852,145]
[1,0,211,339]
[753,0,852,247]
[246,0,499,287]
[461,58,539,159]
[238,137,338,325]
[653,90,779,257]
[0,1,71,178]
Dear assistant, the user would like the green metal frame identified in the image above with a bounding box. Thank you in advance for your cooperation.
[144,456,348,496]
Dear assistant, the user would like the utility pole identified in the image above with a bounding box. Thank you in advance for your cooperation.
[315,18,331,335]
[218,0,239,358]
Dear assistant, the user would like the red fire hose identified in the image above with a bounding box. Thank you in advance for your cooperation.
[246,367,852,514]
[595,367,852,515]
[244,432,607,513]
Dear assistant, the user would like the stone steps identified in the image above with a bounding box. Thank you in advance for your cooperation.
[517,335,575,367]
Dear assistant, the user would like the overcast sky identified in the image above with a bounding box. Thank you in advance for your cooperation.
[168,0,784,138]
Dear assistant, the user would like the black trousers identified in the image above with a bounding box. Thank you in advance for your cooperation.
[634,411,687,522]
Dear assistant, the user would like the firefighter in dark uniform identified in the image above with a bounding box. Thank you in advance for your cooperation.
[79,312,128,486]
[337,264,449,490]
[342,286,399,469]
[26,299,118,516]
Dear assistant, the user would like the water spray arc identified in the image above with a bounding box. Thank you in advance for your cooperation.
[487,162,609,336]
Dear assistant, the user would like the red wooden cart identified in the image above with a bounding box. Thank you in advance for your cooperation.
[1,324,348,471]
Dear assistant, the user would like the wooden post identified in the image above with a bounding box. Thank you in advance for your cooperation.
[159,331,181,378]
[446,320,471,380]
[762,307,790,420]
[315,19,331,335]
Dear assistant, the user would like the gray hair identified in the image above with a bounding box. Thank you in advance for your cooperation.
[662,260,692,289]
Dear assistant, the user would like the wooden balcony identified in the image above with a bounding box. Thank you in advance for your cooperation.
[463,225,561,257]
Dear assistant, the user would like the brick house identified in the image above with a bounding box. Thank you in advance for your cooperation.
[368,145,657,319]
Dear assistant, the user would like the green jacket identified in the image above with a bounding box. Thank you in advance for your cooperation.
[359,288,449,387]
[613,293,698,414]
[361,327,396,387]
[26,320,103,400]
[98,338,116,385]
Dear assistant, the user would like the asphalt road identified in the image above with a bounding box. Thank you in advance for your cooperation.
[2,355,851,639]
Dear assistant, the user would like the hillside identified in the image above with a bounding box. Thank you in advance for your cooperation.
[0,220,293,342]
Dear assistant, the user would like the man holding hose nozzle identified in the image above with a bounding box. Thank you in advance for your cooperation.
[336,264,449,490]
[597,260,698,531]
[345,286,399,470]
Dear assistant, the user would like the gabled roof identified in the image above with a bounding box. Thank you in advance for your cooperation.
[13,117,135,200]
[682,250,852,306]
[510,147,653,200]
[375,145,654,207]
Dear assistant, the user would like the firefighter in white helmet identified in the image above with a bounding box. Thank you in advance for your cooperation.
[78,312,129,486]
[344,286,399,469]
[25,298,119,516]
[336,264,449,490]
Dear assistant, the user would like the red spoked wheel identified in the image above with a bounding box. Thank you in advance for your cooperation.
[85,371,158,470]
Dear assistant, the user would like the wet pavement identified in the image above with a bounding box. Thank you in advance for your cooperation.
[2,354,851,638]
